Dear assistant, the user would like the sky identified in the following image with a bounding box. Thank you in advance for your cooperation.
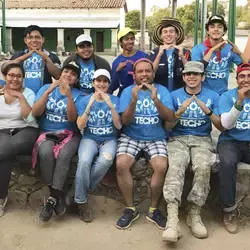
[126,0,248,12]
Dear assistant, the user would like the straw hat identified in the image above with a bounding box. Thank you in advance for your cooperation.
[152,17,185,46]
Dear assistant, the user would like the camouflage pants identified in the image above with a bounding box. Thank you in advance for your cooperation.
[163,135,216,207]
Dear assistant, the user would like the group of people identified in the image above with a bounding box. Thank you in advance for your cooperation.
[0,13,249,244]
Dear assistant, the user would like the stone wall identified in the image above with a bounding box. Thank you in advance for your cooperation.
[8,156,250,218]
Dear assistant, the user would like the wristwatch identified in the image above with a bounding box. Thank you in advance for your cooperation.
[206,109,213,116]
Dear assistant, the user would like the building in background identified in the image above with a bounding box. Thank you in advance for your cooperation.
[0,0,127,55]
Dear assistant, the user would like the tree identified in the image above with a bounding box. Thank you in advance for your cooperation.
[125,10,141,30]
[146,6,171,35]
[236,3,250,28]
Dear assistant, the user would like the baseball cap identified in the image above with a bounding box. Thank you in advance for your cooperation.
[182,61,204,74]
[205,15,227,32]
[237,63,250,75]
[75,34,92,46]
[118,27,136,41]
[93,69,111,82]
[62,61,81,77]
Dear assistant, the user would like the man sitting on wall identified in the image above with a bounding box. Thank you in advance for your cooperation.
[116,58,174,230]
[162,61,223,242]
[217,63,250,234]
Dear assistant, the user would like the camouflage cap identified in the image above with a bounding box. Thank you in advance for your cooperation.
[182,61,204,74]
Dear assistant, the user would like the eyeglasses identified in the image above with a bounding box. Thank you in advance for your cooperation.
[26,35,42,41]
[7,73,23,80]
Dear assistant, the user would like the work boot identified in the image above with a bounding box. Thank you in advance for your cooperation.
[187,204,208,239]
[162,202,181,243]
[223,209,239,234]
[78,202,93,223]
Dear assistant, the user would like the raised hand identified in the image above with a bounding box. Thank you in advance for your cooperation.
[35,49,50,63]
[211,40,227,52]
[173,44,185,56]
[60,82,72,98]
[143,83,158,102]
[176,96,194,116]
[99,92,114,109]
[17,50,34,63]
[4,87,22,99]
[116,61,128,72]
[238,86,250,103]
[193,95,210,114]
[87,92,99,109]
[46,80,60,94]
[158,44,174,56]
[227,40,242,55]
[132,84,143,102]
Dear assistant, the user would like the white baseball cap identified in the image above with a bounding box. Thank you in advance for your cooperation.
[93,69,111,82]
[75,34,92,46]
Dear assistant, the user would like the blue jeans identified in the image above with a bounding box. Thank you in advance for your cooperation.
[74,138,117,204]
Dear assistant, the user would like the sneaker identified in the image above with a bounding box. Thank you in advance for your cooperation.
[223,209,239,234]
[78,202,93,223]
[0,197,8,218]
[54,196,66,216]
[146,209,166,230]
[117,208,140,229]
[39,197,57,222]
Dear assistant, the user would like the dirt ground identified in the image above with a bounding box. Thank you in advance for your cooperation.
[1,196,250,250]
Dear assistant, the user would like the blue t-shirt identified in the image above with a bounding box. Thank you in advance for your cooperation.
[35,84,81,131]
[110,50,147,95]
[218,88,250,142]
[9,49,61,93]
[171,87,219,137]
[119,84,174,141]
[78,58,95,94]
[165,49,175,92]
[191,43,242,95]
[76,94,120,142]
[23,52,45,94]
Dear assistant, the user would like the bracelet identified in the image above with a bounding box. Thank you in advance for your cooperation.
[84,110,90,116]
[206,109,213,116]
[234,102,243,111]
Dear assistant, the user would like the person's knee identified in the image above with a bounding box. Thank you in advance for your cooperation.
[116,157,131,176]
[77,157,92,172]
[193,165,211,183]
[0,149,12,161]
[151,157,168,175]
[102,152,113,164]
[39,142,54,158]
[219,152,238,169]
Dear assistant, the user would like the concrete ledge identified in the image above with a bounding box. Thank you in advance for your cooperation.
[7,156,250,218]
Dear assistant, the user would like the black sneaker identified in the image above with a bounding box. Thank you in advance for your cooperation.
[146,209,166,229]
[54,196,66,216]
[116,208,140,229]
[39,197,57,222]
